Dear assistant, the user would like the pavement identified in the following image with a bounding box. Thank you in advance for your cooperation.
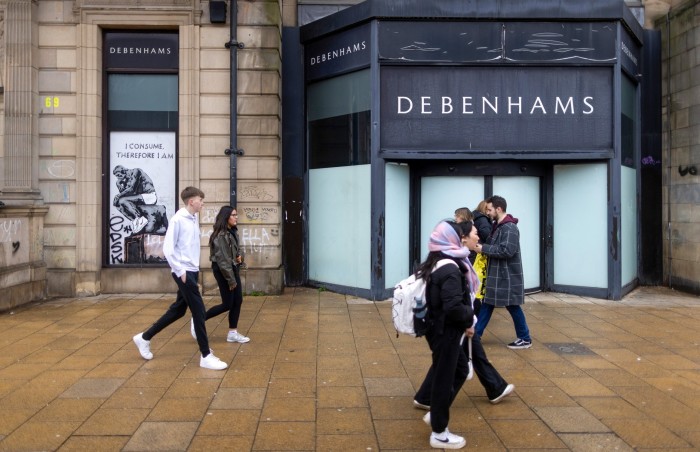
[0,286,699,451]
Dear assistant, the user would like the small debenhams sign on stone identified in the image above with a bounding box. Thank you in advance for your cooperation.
[105,32,179,70]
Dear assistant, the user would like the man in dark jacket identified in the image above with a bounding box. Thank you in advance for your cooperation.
[472,195,532,349]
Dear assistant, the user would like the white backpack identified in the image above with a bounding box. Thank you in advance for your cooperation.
[392,259,457,337]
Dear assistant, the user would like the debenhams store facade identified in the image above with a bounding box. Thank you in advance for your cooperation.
[0,0,657,308]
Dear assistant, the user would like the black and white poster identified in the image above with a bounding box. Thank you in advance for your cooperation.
[108,131,176,264]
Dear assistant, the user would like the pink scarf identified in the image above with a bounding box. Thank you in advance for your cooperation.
[428,221,480,295]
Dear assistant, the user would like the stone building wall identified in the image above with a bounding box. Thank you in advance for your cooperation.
[657,0,700,294]
[6,0,284,296]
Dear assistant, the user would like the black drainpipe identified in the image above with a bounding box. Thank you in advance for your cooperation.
[665,12,672,289]
[225,0,245,207]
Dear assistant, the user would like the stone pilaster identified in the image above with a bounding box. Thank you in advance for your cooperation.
[1,0,41,204]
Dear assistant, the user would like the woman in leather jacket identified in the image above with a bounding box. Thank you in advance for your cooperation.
[194,205,250,343]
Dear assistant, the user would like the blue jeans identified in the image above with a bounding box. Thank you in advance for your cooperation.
[476,303,531,341]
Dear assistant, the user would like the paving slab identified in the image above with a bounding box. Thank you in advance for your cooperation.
[0,286,699,450]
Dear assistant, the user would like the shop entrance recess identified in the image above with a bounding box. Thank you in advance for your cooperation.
[413,163,544,294]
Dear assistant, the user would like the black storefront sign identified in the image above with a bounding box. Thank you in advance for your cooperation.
[380,66,613,153]
[105,32,179,70]
[379,21,617,64]
[305,23,370,81]
[620,29,641,76]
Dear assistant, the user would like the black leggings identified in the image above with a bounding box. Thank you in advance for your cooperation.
[207,262,243,329]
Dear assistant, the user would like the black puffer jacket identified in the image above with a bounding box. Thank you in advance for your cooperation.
[473,211,492,243]
[426,258,474,336]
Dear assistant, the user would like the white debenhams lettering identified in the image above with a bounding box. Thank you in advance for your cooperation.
[508,97,522,114]
[109,46,173,55]
[555,97,574,114]
[463,97,473,114]
[442,97,453,114]
[621,41,638,67]
[530,97,546,114]
[310,40,367,66]
[483,97,498,114]
[421,97,431,114]
[396,95,596,115]
[398,97,413,114]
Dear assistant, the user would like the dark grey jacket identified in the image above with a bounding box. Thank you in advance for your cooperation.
[481,215,524,307]
[209,228,242,288]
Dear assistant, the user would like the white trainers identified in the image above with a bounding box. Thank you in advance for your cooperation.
[190,318,197,340]
[133,333,153,360]
[227,331,250,343]
[423,412,431,426]
[489,383,515,404]
[200,352,228,370]
[430,429,466,449]
[413,400,430,410]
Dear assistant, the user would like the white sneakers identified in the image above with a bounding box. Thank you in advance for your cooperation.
[424,412,466,449]
[430,429,466,449]
[133,333,153,360]
[134,331,227,370]
[190,318,250,344]
[200,352,228,370]
[413,400,430,410]
[489,383,515,404]
[227,331,250,343]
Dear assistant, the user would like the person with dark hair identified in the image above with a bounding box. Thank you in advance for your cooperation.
[189,205,249,343]
[413,220,475,449]
[133,187,228,370]
[473,195,532,349]
[414,221,514,414]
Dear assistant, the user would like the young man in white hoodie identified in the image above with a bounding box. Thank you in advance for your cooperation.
[133,186,227,370]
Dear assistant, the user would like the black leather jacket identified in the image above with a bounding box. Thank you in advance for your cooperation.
[209,228,242,287]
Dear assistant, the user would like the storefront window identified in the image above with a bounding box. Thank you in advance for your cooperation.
[385,163,410,288]
[621,75,638,285]
[420,177,484,260]
[308,69,371,288]
[493,176,541,291]
[108,75,178,130]
[553,163,608,288]
[103,32,179,266]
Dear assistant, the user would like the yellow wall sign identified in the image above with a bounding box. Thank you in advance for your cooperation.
[45,97,59,108]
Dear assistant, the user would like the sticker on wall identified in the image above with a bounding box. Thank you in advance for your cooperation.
[108,131,176,265]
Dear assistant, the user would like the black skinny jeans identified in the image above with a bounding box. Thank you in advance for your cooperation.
[143,271,210,357]
[415,332,509,404]
[207,262,243,329]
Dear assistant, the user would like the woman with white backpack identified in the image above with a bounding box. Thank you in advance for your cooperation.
[413,220,514,449]
[410,220,475,449]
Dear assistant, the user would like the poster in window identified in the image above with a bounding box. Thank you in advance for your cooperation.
[108,131,176,264]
